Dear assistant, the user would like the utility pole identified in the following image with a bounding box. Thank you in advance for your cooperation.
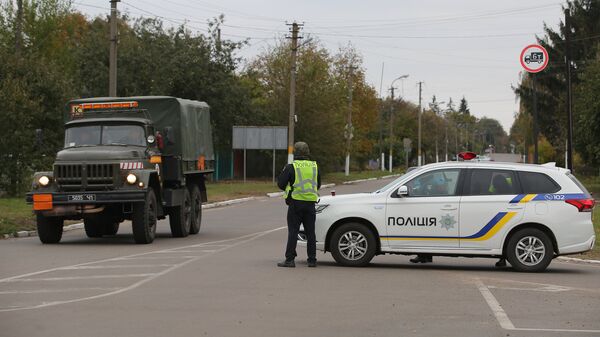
[109,0,120,97]
[417,81,424,166]
[389,86,395,172]
[286,22,302,164]
[15,0,23,57]
[344,66,356,176]
[565,9,574,171]
[378,62,385,171]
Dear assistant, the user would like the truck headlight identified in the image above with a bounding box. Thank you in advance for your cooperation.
[38,175,50,187]
[126,173,137,185]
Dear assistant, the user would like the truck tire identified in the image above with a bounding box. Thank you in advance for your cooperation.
[84,217,104,238]
[169,188,191,238]
[132,189,158,244]
[506,228,553,272]
[330,223,376,267]
[36,214,64,244]
[104,222,119,236]
[189,185,202,234]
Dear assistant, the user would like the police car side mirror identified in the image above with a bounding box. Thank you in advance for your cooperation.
[397,185,408,197]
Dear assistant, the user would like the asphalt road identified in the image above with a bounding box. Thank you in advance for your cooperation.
[1,178,599,337]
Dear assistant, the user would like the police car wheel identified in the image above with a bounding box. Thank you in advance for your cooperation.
[330,223,376,267]
[506,228,553,272]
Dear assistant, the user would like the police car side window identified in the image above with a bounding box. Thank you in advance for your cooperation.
[405,169,460,197]
[467,169,518,195]
[518,171,560,194]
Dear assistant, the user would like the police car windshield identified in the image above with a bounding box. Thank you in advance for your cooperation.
[373,168,421,193]
[65,124,146,148]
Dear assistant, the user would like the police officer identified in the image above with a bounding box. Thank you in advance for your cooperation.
[277,142,321,268]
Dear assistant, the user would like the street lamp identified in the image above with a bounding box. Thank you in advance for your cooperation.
[389,74,409,172]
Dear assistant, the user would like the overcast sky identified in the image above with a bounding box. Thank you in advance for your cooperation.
[73,0,566,133]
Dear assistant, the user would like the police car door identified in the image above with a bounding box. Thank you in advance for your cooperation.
[459,169,524,250]
[385,168,462,249]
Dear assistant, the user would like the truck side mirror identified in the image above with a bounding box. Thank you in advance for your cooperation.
[397,185,409,197]
[35,129,44,148]
[163,127,175,145]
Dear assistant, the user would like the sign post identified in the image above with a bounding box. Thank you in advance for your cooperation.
[520,44,548,164]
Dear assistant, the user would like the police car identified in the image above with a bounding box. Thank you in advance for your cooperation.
[306,154,595,272]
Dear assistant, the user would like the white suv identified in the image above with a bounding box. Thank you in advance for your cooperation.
[308,159,595,272]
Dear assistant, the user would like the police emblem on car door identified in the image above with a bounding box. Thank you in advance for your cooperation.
[384,169,462,248]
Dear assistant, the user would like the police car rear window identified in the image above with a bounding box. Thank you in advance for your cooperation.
[466,169,518,195]
[518,171,560,194]
[567,173,591,196]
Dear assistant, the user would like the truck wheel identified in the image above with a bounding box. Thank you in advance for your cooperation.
[132,189,158,244]
[189,185,202,234]
[84,217,104,238]
[104,222,119,236]
[169,188,191,238]
[36,214,64,244]
[330,223,376,267]
[506,228,553,272]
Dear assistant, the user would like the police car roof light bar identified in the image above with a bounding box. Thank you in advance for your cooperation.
[458,151,477,160]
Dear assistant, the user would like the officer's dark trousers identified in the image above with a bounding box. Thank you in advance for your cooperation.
[285,200,316,262]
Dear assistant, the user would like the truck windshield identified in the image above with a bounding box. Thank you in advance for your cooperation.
[65,124,146,147]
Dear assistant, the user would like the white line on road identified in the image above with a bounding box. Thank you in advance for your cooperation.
[0,287,121,295]
[475,278,600,334]
[474,278,515,330]
[0,226,285,312]
[4,274,156,282]
[59,264,175,270]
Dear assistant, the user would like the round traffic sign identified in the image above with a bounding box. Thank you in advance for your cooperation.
[520,44,549,73]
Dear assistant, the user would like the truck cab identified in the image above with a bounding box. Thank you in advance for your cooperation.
[27,96,214,244]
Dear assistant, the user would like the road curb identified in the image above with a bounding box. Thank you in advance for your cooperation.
[557,256,600,265]
[201,197,256,209]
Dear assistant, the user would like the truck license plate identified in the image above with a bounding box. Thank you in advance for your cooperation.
[68,194,96,202]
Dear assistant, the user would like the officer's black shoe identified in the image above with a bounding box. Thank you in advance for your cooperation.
[307,260,317,268]
[277,260,295,268]
[410,255,433,263]
[495,258,507,267]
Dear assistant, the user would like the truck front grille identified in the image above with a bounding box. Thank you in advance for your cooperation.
[55,163,119,191]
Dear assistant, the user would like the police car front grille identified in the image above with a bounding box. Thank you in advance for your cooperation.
[54,164,119,191]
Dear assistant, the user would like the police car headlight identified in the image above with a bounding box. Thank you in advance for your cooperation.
[316,204,329,214]
[126,173,137,185]
[38,175,50,187]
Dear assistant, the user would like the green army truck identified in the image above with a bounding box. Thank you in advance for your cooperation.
[26,96,214,244]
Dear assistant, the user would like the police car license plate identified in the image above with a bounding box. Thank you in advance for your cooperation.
[68,194,96,202]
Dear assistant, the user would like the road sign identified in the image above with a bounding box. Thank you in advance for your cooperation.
[520,44,549,73]
[403,138,412,151]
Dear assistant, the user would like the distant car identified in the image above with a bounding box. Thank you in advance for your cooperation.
[302,154,595,272]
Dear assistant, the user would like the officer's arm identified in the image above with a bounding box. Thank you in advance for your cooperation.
[277,164,294,191]
[317,167,322,190]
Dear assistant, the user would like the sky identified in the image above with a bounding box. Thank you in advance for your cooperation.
[71,0,566,133]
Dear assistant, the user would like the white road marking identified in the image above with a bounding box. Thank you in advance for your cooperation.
[59,264,175,270]
[487,285,571,292]
[475,278,600,333]
[474,278,515,330]
[0,287,121,295]
[4,274,156,282]
[0,226,285,312]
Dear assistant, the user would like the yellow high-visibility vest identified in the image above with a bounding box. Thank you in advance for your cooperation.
[284,160,319,202]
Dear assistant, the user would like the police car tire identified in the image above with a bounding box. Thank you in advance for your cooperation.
[330,223,376,267]
[506,228,553,273]
[132,189,157,244]
[169,188,191,238]
[36,214,64,244]
[84,217,104,238]
[188,185,202,235]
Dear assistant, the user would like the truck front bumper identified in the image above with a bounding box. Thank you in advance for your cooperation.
[26,190,146,207]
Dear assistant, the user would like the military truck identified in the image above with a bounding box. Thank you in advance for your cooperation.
[26,96,214,244]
